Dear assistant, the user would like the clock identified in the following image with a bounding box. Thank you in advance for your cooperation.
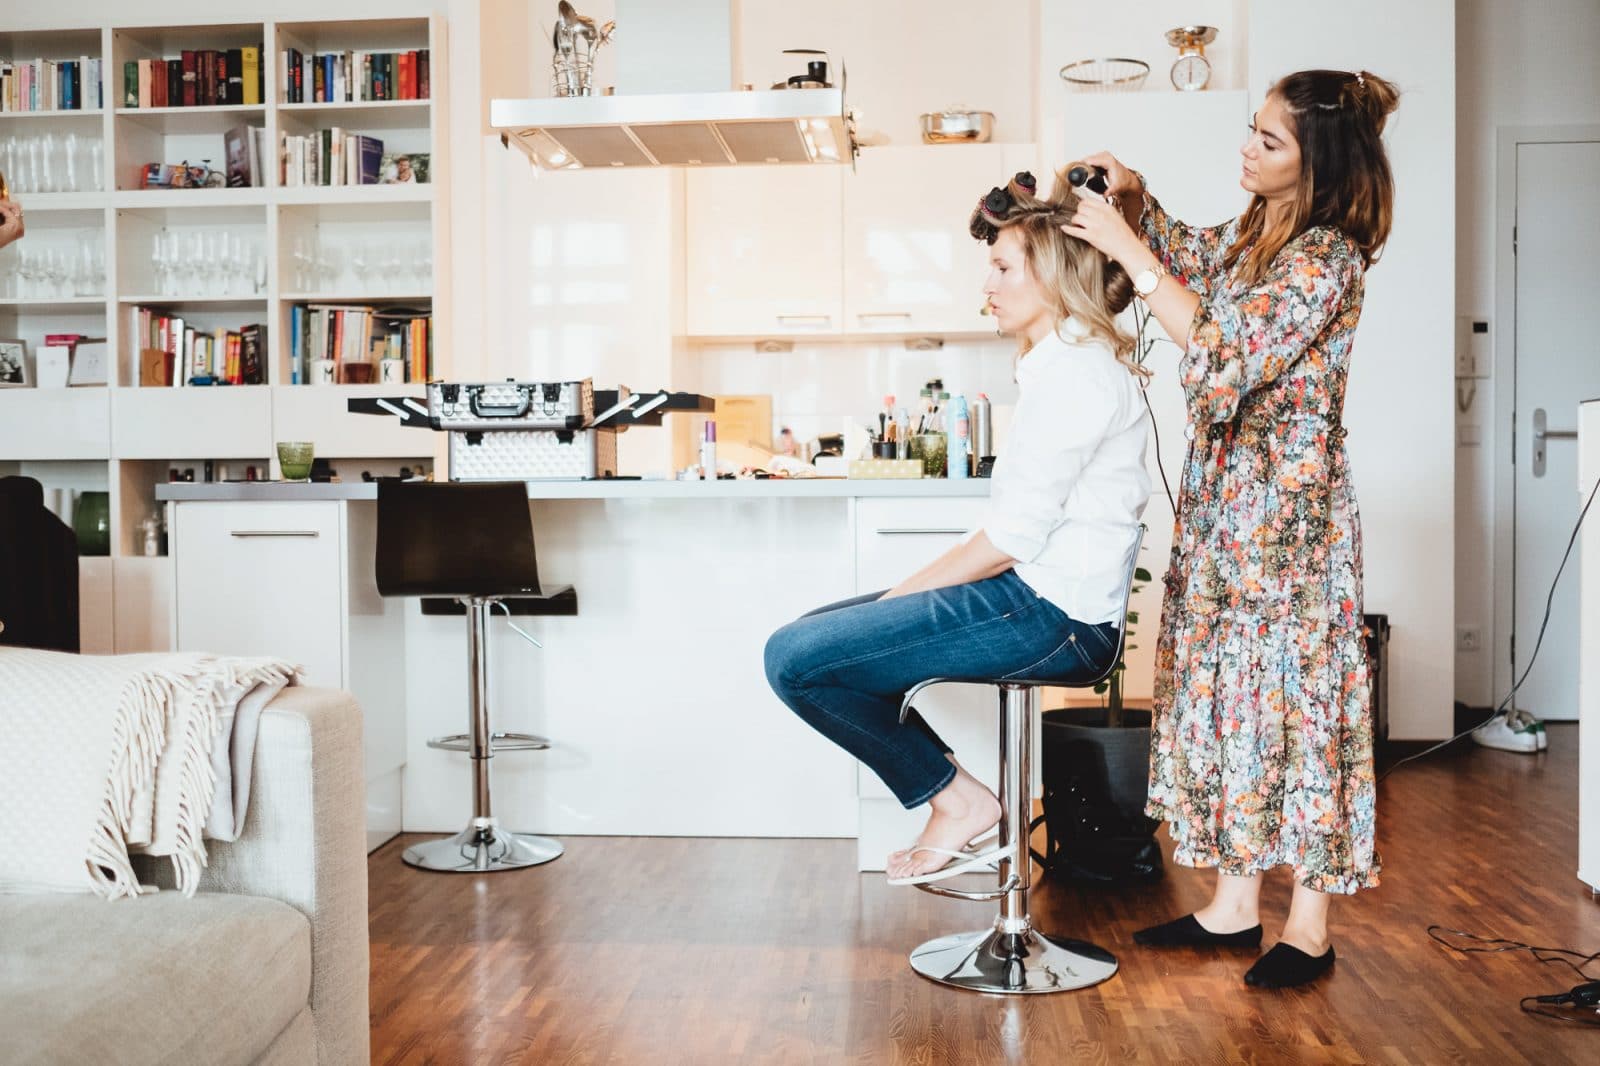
[1165,25,1218,92]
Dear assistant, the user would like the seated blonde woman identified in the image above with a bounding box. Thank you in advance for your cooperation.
[764,169,1154,884]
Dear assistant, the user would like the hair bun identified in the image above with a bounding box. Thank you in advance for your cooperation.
[1351,70,1400,131]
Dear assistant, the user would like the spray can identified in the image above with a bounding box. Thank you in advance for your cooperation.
[948,395,970,480]
[972,392,993,473]
[700,419,717,480]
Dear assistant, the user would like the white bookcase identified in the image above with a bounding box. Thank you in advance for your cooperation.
[0,15,448,654]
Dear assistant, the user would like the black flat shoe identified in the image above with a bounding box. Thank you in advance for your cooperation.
[1243,942,1336,988]
[1133,913,1263,949]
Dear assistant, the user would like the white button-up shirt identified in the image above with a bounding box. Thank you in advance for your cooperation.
[982,318,1152,625]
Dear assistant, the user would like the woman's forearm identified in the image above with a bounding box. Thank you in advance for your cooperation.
[1123,245,1202,352]
[882,531,1015,599]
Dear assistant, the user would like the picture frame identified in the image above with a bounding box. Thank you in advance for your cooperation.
[0,339,29,387]
[67,340,109,387]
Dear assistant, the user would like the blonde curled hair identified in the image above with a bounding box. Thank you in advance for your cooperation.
[971,167,1145,379]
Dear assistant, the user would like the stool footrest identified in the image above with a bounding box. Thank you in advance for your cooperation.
[914,875,1020,903]
[427,732,551,752]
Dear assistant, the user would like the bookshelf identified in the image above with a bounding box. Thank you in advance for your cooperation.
[0,15,448,655]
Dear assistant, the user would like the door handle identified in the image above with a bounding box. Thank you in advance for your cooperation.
[229,530,321,538]
[1532,407,1577,478]
[874,528,968,535]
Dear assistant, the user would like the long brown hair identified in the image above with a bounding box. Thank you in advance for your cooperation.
[1225,69,1400,285]
[970,168,1144,378]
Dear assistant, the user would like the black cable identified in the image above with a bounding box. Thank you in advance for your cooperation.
[1133,300,1176,514]
[1380,473,1600,780]
[1429,925,1600,1028]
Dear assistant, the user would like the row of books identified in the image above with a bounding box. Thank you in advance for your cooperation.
[288,304,432,385]
[281,129,384,187]
[123,49,264,109]
[0,58,102,112]
[135,307,266,386]
[280,49,430,104]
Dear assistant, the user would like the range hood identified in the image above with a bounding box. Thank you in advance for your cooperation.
[489,0,856,170]
[490,88,855,169]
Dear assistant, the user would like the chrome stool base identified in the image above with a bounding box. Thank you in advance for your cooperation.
[909,921,1118,994]
[402,819,564,873]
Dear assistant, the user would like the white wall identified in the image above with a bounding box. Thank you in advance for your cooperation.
[1454,0,1600,706]
[1249,0,1457,739]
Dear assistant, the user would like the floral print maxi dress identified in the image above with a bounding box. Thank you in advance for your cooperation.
[1139,185,1380,895]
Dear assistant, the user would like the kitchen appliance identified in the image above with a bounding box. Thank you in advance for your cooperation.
[349,380,713,480]
[772,49,832,89]
[1059,58,1150,93]
[491,2,857,169]
[1165,26,1219,92]
[920,109,995,144]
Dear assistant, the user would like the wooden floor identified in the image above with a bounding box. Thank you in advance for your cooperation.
[369,727,1599,1065]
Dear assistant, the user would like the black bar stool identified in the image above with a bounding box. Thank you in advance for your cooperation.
[376,480,574,873]
[896,527,1145,993]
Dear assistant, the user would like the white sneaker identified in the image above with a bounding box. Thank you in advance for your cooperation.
[1471,712,1540,754]
[1511,709,1549,751]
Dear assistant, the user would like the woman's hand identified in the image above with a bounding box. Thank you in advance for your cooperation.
[0,200,23,251]
[1062,188,1153,274]
[1077,151,1138,197]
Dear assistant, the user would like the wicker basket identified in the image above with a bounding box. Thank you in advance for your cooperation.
[1059,58,1150,92]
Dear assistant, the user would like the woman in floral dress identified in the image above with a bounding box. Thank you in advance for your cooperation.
[1064,68,1400,989]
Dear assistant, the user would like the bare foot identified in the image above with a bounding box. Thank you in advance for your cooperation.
[885,762,1001,880]
[1276,925,1331,957]
[1193,903,1262,936]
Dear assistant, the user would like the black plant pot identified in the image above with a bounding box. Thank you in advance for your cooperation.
[1033,706,1164,884]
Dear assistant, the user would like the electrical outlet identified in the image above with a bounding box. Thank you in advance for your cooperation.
[1456,625,1482,653]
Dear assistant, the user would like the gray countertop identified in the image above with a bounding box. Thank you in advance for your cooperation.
[156,478,993,501]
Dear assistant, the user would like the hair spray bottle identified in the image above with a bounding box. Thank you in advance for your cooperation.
[700,419,717,480]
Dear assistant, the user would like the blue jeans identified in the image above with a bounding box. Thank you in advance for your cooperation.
[763,570,1120,809]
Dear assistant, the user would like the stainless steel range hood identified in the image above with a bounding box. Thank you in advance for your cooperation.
[488,0,856,170]
[490,88,854,169]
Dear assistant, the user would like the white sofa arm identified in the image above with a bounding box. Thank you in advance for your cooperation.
[139,686,370,1066]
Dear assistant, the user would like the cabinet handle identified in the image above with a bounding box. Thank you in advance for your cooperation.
[229,530,321,538]
[874,527,968,535]
[858,311,912,320]
[775,314,832,326]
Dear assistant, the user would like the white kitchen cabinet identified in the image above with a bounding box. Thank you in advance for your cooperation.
[685,165,844,337]
[843,144,1021,336]
[853,496,1000,869]
[173,501,344,685]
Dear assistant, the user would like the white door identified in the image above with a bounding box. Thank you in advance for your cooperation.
[1512,140,1600,721]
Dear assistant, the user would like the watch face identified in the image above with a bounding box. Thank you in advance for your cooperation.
[1171,54,1211,92]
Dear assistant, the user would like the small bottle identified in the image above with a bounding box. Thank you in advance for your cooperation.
[973,392,992,470]
[948,395,970,480]
[700,419,718,480]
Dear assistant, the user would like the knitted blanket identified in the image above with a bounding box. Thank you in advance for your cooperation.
[0,648,300,899]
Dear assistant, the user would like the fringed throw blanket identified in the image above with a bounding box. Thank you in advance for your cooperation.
[0,648,300,899]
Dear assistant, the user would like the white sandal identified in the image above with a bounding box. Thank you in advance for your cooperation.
[886,841,1013,886]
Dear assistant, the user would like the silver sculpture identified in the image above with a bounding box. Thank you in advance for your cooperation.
[552,1,615,97]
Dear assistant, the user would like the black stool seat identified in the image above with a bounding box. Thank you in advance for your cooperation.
[375,480,569,874]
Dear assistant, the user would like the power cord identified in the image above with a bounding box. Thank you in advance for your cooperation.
[1133,300,1177,515]
[495,600,543,648]
[1381,473,1600,780]
[1428,925,1600,1028]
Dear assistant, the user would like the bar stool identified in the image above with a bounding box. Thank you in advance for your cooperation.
[376,480,574,873]
[896,527,1144,994]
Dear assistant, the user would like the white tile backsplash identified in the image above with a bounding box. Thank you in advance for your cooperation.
[682,338,1022,444]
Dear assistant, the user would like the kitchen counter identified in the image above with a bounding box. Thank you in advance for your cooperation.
[160,478,995,863]
[156,478,992,501]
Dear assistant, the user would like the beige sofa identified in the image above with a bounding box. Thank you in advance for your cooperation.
[0,687,370,1065]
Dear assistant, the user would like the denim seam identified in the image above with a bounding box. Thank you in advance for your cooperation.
[900,761,959,810]
[786,683,949,802]
[791,598,1048,688]
[1085,623,1118,655]
[999,633,1078,680]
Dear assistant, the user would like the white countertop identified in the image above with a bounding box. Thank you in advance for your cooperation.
[156,478,992,501]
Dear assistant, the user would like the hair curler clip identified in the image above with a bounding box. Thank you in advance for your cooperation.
[1066,163,1110,196]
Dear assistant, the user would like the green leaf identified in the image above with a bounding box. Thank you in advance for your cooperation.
[1135,568,1153,581]
[1126,611,1140,624]
[1093,682,1109,694]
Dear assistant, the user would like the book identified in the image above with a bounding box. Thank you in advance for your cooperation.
[223,125,255,187]
[241,46,260,105]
